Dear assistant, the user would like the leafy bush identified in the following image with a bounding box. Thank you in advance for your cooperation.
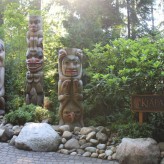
[83,37,164,127]
[35,106,57,124]
[114,122,154,139]
[5,104,57,125]
[148,113,164,142]
[5,104,36,125]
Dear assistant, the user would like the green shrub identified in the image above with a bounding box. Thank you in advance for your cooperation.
[83,37,164,127]
[84,115,107,127]
[148,112,164,142]
[114,122,154,139]
[5,104,57,125]
[5,104,36,125]
[34,106,56,124]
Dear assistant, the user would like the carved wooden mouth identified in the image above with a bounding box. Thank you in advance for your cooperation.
[65,70,78,75]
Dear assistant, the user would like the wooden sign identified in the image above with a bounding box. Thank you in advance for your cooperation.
[131,95,164,112]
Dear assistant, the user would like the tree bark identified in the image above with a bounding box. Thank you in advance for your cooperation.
[127,0,131,38]
[151,2,154,32]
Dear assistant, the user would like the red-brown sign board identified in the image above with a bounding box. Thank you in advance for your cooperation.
[131,95,164,112]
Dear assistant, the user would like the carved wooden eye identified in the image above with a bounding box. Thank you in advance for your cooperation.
[73,61,78,65]
[75,111,80,115]
[64,111,70,114]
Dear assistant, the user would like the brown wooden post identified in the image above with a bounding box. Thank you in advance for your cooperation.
[139,112,143,125]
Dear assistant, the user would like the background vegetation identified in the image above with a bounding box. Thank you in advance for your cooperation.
[0,0,164,141]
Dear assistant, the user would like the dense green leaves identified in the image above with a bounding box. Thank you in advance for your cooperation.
[83,37,164,127]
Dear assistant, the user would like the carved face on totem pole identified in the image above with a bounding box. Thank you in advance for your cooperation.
[58,48,84,128]
[58,48,83,79]
[61,55,81,77]
[28,16,41,32]
[62,102,82,124]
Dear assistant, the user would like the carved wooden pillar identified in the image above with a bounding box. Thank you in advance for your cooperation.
[25,16,44,106]
[58,48,84,128]
[0,39,5,115]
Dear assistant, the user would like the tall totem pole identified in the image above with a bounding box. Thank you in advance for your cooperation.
[58,48,84,129]
[25,16,44,106]
[0,39,5,115]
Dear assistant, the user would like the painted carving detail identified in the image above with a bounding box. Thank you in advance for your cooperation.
[58,48,84,128]
[25,16,44,106]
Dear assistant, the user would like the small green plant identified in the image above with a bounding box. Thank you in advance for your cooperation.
[114,122,154,139]
[34,106,56,124]
[5,104,36,125]
[148,112,164,142]
[5,104,57,125]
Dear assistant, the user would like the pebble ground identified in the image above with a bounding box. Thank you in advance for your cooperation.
[0,142,119,164]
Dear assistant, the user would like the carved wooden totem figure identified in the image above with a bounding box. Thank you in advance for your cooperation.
[0,39,5,115]
[25,16,44,106]
[58,48,84,128]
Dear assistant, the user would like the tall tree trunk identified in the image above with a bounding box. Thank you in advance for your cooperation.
[127,0,131,38]
[151,2,154,32]
[131,0,136,39]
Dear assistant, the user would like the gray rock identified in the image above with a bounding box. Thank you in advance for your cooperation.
[4,123,13,129]
[79,139,86,145]
[111,146,117,153]
[96,131,108,143]
[60,149,69,154]
[62,131,72,139]
[74,127,81,134]
[61,138,67,144]
[12,125,22,135]
[85,147,97,153]
[98,153,106,159]
[112,152,116,160]
[70,152,77,155]
[80,142,92,149]
[116,138,160,164]
[59,144,64,149]
[0,127,14,142]
[105,149,113,156]
[80,127,93,135]
[91,153,98,158]
[15,123,61,151]
[65,138,80,149]
[96,126,105,132]
[107,155,112,160]
[90,139,99,145]
[99,149,105,154]
[79,135,86,139]
[97,144,106,150]
[86,131,96,141]
[83,152,91,157]
[9,135,17,145]
[59,125,70,132]
[77,148,85,155]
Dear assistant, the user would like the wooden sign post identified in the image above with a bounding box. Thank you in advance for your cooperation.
[131,95,164,124]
